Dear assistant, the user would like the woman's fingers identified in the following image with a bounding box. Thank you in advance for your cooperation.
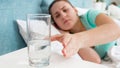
[51,33,79,58]
[62,37,81,58]
[51,33,71,46]
[51,34,66,48]
[61,35,74,57]
[50,34,63,41]
[63,46,77,58]
[60,33,71,47]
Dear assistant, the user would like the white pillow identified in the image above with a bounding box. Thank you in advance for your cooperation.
[75,7,89,16]
[112,18,120,26]
[93,2,106,11]
[108,5,120,19]
[16,19,60,43]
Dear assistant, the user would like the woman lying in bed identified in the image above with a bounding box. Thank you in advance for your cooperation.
[49,0,120,64]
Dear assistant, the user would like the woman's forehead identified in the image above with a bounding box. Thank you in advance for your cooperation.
[51,1,71,14]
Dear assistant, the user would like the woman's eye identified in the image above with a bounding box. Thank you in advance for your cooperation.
[55,14,60,18]
[63,9,68,12]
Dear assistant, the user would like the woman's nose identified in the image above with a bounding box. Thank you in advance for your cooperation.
[61,12,67,20]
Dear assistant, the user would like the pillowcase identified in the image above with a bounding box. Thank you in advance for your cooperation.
[108,5,120,19]
[112,18,120,26]
[16,19,60,43]
[93,2,107,11]
[75,7,89,16]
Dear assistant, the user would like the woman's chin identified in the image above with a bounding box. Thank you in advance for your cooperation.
[62,27,72,31]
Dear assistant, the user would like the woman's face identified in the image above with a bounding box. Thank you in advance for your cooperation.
[51,1,78,30]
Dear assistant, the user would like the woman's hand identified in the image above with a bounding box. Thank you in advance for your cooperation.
[51,33,83,58]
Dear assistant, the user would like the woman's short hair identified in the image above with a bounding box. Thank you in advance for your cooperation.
[48,0,73,15]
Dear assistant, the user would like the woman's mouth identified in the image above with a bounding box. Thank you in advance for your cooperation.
[64,20,70,25]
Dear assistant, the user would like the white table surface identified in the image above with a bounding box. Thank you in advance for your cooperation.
[0,42,108,68]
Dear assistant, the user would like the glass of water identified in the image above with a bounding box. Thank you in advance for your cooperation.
[27,14,51,67]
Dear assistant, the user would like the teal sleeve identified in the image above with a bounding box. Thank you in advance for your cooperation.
[94,41,116,59]
[80,9,117,59]
[87,9,101,28]
[80,9,102,29]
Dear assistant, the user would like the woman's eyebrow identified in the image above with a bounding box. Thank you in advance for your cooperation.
[61,6,65,9]
[53,5,66,16]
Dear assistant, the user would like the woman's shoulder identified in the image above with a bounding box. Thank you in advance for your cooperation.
[81,9,102,21]
[79,9,102,29]
[80,9,102,17]
[86,9,102,16]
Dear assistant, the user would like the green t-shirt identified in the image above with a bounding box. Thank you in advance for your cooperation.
[80,9,116,59]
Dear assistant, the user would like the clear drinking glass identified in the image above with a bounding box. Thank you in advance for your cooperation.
[27,14,51,67]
